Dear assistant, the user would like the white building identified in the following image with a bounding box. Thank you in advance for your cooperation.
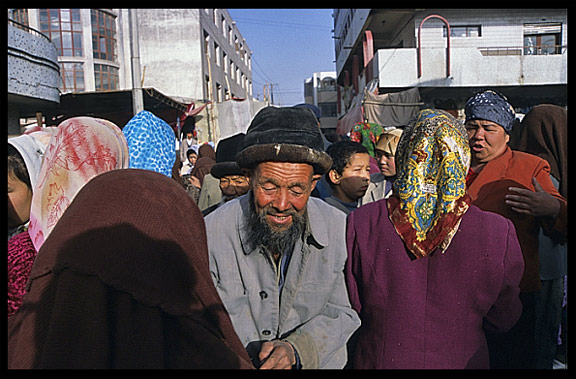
[17,8,252,101]
[333,9,567,121]
[8,8,254,138]
[304,71,338,131]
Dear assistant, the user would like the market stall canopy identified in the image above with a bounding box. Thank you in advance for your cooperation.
[43,88,204,134]
[337,87,422,135]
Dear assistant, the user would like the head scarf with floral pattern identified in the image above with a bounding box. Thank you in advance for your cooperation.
[387,109,471,258]
[350,122,384,157]
[28,117,129,251]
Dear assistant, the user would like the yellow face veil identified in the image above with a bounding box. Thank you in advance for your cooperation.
[388,109,471,258]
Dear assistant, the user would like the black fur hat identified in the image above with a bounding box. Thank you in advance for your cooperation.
[236,106,332,174]
[210,133,245,179]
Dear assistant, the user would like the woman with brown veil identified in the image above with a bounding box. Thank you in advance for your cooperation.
[7,169,254,369]
[512,104,568,369]
[190,143,217,186]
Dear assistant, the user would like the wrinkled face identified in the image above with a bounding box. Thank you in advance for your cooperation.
[219,175,250,200]
[329,152,371,203]
[8,172,33,229]
[465,119,510,164]
[250,161,318,232]
[375,149,396,177]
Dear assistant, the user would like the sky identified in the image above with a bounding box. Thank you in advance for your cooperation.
[227,8,336,106]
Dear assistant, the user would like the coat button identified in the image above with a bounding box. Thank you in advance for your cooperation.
[259,291,268,299]
[262,330,271,336]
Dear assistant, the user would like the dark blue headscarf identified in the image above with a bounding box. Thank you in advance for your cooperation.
[464,90,515,133]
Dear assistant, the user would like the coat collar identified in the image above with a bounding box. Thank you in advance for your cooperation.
[468,146,512,203]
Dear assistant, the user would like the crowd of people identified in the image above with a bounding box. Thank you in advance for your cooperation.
[7,89,567,370]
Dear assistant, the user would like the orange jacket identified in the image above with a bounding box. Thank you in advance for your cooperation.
[467,147,567,292]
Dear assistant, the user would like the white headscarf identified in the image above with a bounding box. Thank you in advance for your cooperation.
[8,129,56,190]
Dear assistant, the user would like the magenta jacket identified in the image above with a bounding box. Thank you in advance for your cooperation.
[345,200,524,369]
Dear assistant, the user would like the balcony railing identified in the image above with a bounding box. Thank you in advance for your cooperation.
[8,19,57,48]
[478,45,567,56]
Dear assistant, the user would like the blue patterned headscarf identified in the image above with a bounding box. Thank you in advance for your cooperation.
[123,110,176,177]
[464,90,515,133]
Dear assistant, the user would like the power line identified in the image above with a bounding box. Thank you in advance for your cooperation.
[232,16,332,32]
[251,53,275,84]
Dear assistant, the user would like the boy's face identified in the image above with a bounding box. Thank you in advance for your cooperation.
[330,152,371,203]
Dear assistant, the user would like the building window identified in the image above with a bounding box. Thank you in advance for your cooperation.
[215,42,221,66]
[205,75,210,100]
[523,23,562,55]
[216,82,222,102]
[94,64,119,91]
[60,62,84,92]
[320,103,338,118]
[320,77,336,92]
[443,25,481,38]
[204,30,211,59]
[304,80,314,98]
[10,9,29,26]
[39,9,83,57]
[91,10,117,61]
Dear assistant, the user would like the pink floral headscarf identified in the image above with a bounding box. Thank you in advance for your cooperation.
[28,117,129,251]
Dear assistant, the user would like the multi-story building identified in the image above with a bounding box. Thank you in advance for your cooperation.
[8,8,253,139]
[333,9,567,128]
[7,10,60,135]
[136,9,253,102]
[304,71,338,132]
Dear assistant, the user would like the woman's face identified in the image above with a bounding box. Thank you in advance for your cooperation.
[8,172,33,229]
[465,119,510,165]
[375,149,396,177]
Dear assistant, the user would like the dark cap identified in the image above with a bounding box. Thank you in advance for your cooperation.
[210,133,245,179]
[235,106,332,174]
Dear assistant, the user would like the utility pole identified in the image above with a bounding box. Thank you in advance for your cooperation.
[263,83,269,104]
[205,49,214,142]
[128,9,144,116]
[269,83,274,105]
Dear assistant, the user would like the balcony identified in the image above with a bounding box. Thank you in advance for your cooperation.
[373,45,567,88]
[8,20,61,106]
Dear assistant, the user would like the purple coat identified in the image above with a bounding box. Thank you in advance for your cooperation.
[345,199,524,369]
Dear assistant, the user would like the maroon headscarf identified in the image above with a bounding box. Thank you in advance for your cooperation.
[8,169,254,369]
[514,104,567,199]
[190,143,216,185]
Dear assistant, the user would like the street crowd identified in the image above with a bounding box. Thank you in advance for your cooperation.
[7,89,567,370]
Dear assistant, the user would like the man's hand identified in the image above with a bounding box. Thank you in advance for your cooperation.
[258,340,296,370]
[506,177,561,218]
